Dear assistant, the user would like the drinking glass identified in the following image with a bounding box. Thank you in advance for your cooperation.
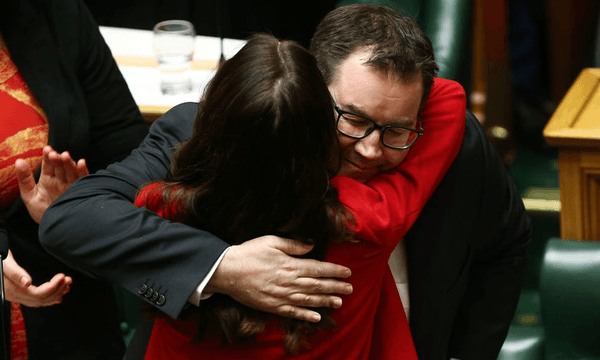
[153,20,196,95]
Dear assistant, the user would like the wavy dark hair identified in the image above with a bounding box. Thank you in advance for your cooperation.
[310,4,439,112]
[138,33,353,354]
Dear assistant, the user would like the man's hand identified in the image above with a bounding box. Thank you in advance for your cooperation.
[3,250,72,307]
[16,146,89,223]
[205,235,353,323]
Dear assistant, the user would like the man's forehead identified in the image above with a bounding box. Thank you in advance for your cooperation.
[339,48,419,82]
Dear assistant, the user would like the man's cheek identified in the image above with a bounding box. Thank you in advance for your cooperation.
[385,149,410,170]
[337,135,355,150]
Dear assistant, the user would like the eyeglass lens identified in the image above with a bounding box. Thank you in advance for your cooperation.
[337,114,418,149]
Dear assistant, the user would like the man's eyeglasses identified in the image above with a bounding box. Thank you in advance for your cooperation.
[334,104,424,150]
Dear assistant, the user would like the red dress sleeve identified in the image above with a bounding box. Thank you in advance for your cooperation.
[331,78,466,244]
[134,182,184,222]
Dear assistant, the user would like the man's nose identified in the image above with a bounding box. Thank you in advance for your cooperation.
[355,130,383,159]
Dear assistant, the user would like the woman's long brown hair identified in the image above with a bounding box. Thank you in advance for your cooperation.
[139,33,353,355]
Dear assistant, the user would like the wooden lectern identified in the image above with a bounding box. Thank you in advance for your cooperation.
[544,68,600,241]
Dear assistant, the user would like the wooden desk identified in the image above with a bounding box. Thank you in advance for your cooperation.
[99,26,245,122]
[544,68,600,241]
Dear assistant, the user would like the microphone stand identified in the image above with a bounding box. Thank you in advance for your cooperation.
[216,0,225,68]
[0,238,10,360]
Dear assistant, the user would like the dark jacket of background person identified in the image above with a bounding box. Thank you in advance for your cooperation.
[41,103,531,360]
[0,0,148,358]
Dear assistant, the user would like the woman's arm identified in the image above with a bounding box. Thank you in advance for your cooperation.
[331,78,466,243]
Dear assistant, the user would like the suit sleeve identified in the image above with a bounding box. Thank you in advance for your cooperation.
[331,78,466,244]
[39,103,230,319]
[447,113,531,360]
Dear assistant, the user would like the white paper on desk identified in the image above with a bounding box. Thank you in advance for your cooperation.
[120,67,216,107]
[100,26,246,61]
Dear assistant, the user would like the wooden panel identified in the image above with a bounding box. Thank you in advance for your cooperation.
[544,68,600,134]
[559,150,600,241]
[139,105,171,124]
[577,87,600,129]
[584,171,600,240]
[544,128,600,148]
[559,150,584,240]
[113,55,219,71]
[580,151,600,167]
[545,68,600,241]
[582,152,600,240]
[544,68,600,148]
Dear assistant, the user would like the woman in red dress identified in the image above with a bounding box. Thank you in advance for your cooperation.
[136,33,465,359]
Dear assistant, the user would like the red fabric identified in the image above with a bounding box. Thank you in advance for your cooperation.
[10,303,28,360]
[0,46,48,216]
[137,78,466,359]
[1,45,49,360]
[330,78,466,242]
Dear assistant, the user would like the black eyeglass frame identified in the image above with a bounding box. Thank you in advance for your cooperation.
[333,103,424,150]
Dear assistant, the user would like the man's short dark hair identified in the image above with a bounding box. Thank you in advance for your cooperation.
[310,4,439,111]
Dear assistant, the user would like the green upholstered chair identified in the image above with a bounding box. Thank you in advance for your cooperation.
[498,238,600,360]
[334,0,471,81]
[539,238,600,359]
[497,325,545,360]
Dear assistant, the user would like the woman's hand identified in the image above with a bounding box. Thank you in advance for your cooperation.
[3,250,72,307]
[16,145,89,223]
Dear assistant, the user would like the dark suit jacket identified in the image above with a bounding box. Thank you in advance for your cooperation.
[41,104,530,360]
[1,0,148,358]
[406,111,531,360]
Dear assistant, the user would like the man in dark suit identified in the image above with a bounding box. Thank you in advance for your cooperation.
[309,5,530,360]
[39,4,530,360]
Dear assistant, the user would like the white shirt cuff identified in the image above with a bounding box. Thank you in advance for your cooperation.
[188,247,230,306]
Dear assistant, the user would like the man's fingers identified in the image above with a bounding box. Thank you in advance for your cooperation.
[60,151,79,184]
[47,149,66,182]
[40,146,56,177]
[3,251,32,287]
[210,236,353,322]
[4,272,71,307]
[37,274,71,302]
[76,159,89,177]
[266,235,352,279]
[274,305,322,323]
[293,277,353,296]
[290,256,352,279]
[27,274,71,305]
[267,235,315,257]
[2,244,71,308]
[15,159,36,196]
[287,292,344,309]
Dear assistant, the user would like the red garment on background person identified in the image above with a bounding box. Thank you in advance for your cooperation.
[1,44,49,360]
[0,46,48,216]
[137,78,466,359]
